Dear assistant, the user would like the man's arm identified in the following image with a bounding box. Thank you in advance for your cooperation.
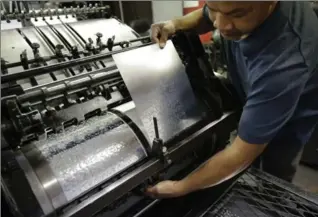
[147,25,311,198]
[146,137,266,197]
[172,5,214,34]
[180,137,266,193]
[151,4,214,47]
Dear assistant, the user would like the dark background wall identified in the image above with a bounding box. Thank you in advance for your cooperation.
[107,1,153,26]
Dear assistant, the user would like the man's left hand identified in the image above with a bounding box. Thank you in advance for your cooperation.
[146,180,189,198]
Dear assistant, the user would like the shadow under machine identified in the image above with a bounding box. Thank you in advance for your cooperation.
[1,3,318,217]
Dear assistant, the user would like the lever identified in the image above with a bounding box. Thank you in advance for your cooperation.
[151,117,172,166]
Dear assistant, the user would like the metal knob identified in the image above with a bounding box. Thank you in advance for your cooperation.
[56,44,64,49]
[96,32,103,38]
[55,44,64,57]
[96,32,103,46]
[32,43,40,51]
[32,43,40,49]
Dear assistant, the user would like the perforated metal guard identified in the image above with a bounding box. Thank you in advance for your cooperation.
[204,169,318,217]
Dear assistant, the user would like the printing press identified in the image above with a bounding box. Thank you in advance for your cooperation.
[1,4,318,217]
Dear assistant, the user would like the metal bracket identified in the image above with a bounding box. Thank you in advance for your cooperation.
[5,99,44,146]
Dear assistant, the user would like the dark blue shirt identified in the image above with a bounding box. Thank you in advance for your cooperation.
[204,2,318,146]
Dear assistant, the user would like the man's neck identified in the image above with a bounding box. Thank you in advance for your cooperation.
[237,2,278,41]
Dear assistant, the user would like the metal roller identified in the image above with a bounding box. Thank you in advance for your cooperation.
[14,112,147,214]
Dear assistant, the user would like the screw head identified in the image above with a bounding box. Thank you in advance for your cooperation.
[56,44,64,49]
[96,32,103,38]
[32,43,40,49]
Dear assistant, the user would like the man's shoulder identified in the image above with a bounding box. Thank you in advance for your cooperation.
[278,2,318,68]
[279,1,318,31]
[240,2,317,71]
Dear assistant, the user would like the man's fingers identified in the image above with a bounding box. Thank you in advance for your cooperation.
[151,24,170,48]
[150,25,160,44]
[145,186,161,198]
[159,29,168,48]
[146,185,157,194]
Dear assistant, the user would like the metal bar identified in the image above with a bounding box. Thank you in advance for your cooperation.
[18,76,122,105]
[133,200,160,217]
[1,40,152,84]
[34,26,56,52]
[60,19,86,49]
[44,20,72,51]
[64,22,87,46]
[60,112,239,217]
[16,67,120,102]
[119,1,125,22]
[4,55,58,68]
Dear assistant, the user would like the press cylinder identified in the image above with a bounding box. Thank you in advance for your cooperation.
[14,111,147,215]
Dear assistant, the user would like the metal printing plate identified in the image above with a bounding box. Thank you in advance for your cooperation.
[113,41,204,143]
[27,112,147,202]
[1,29,34,87]
[20,27,54,56]
[1,20,23,30]
[1,29,33,64]
[20,27,68,84]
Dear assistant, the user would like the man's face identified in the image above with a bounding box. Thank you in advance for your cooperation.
[205,1,276,40]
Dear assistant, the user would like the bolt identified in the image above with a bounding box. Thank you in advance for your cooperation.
[56,44,64,50]
[96,32,103,38]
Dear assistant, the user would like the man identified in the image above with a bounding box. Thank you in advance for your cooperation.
[147,1,318,198]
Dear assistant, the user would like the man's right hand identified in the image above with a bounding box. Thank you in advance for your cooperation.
[151,20,176,48]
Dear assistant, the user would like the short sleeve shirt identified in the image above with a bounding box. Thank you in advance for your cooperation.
[204,2,318,146]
